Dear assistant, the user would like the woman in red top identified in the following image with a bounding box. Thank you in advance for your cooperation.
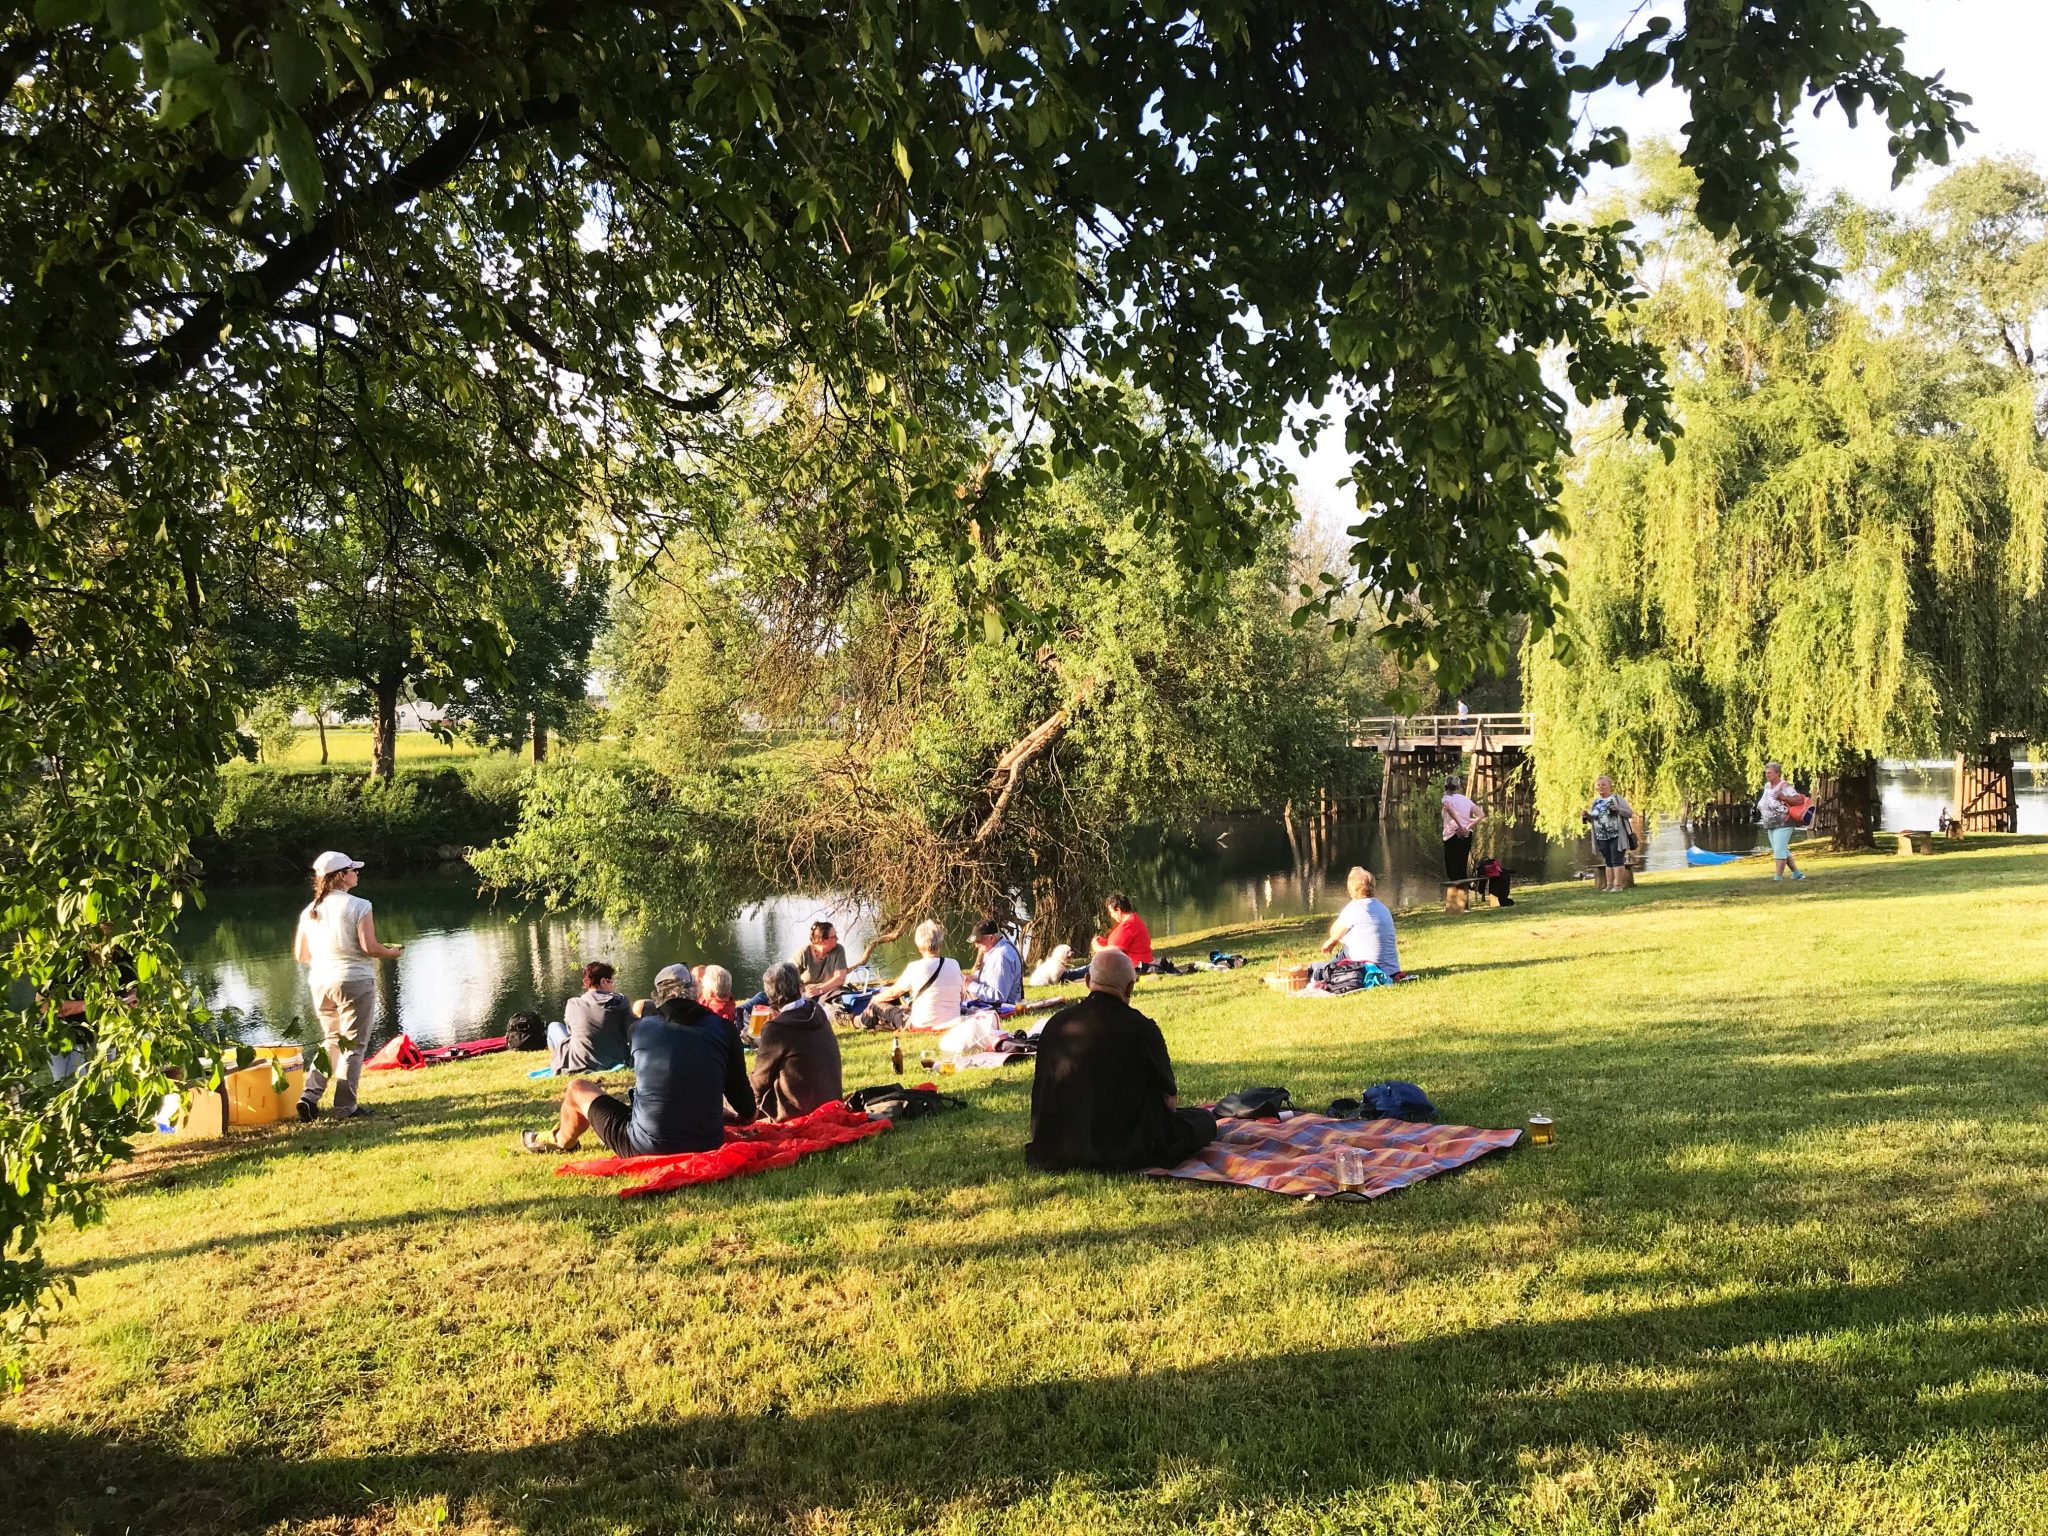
[1091,892,1154,966]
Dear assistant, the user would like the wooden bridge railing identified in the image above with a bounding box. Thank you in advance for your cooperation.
[1345,713,1534,751]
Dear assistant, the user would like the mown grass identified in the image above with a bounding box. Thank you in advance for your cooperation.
[8,842,2048,1535]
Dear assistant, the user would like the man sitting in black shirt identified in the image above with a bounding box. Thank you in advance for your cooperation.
[523,973,756,1157]
[1026,948,1217,1172]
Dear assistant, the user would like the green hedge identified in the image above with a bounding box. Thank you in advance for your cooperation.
[195,759,531,879]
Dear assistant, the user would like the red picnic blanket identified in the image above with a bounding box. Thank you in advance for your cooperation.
[555,1099,890,1197]
[1149,1113,1520,1199]
[365,1033,509,1071]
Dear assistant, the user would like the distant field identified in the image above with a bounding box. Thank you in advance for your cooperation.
[263,726,489,767]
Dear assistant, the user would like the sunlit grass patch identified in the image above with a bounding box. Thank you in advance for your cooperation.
[6,843,2048,1532]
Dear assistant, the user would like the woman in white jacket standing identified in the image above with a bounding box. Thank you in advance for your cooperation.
[293,850,404,1121]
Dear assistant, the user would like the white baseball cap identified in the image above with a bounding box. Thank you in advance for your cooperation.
[312,850,365,876]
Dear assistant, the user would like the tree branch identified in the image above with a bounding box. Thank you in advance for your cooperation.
[12,93,582,501]
[495,306,749,416]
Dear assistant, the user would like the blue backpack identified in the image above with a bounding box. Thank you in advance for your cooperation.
[1364,1080,1436,1122]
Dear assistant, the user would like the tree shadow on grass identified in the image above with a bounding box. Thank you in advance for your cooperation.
[8,1240,2047,1536]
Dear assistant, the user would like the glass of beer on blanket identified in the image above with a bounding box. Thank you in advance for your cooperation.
[1334,1147,1365,1193]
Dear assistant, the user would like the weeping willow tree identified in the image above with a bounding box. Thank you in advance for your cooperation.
[1529,148,2048,841]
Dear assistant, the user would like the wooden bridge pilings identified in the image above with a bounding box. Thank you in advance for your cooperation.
[1955,745,2018,833]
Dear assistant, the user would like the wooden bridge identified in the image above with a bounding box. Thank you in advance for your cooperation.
[1345,713,1534,751]
[1338,713,1536,817]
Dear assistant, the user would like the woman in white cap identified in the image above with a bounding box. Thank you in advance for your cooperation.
[293,851,403,1121]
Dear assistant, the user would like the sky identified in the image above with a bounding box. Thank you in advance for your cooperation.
[1288,0,2048,519]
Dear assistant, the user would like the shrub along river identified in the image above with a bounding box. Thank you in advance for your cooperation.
[185,762,2040,1049]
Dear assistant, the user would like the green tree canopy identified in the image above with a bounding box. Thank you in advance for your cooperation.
[480,420,1397,945]
[1528,150,2048,833]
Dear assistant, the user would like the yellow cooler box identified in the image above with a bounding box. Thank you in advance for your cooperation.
[224,1058,305,1127]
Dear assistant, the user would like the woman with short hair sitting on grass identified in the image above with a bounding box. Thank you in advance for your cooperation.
[1317,865,1400,977]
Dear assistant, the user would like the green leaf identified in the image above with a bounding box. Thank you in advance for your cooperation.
[157,73,221,131]
[33,0,101,26]
[274,112,324,217]
[163,37,215,79]
[104,0,164,40]
[270,27,321,106]
[892,136,913,183]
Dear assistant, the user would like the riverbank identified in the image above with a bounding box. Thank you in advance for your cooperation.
[193,759,532,879]
[9,841,2048,1533]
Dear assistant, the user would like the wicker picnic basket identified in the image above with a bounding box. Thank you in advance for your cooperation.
[1262,965,1312,994]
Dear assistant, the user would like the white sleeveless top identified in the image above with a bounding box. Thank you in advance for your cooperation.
[298,893,374,988]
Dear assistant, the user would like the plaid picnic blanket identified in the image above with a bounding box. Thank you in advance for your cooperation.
[1148,1113,1519,1199]
[556,1100,889,1197]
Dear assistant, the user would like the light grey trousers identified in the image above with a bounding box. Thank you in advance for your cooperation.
[300,975,377,1115]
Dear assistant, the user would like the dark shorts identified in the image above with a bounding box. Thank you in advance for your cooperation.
[1593,835,1628,868]
[585,1091,636,1157]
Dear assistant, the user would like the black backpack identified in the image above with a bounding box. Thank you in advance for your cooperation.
[505,1011,549,1051]
[1214,1086,1294,1119]
[843,1083,965,1121]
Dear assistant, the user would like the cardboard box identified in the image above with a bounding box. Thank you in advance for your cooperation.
[225,1061,305,1126]
[176,1084,231,1139]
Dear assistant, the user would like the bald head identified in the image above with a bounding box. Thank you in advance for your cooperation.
[1087,946,1136,999]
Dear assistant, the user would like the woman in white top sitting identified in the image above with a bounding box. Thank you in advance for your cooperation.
[1319,866,1400,975]
[292,850,404,1121]
[869,920,998,1052]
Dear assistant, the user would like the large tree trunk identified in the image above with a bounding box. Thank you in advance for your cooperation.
[370,672,401,781]
[531,716,549,763]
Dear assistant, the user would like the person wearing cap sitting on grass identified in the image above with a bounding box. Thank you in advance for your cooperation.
[633,964,695,1017]
[293,850,404,1122]
[1026,948,1217,1172]
[523,968,756,1158]
[963,916,1025,1009]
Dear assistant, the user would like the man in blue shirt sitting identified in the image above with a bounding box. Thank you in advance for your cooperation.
[522,971,756,1157]
[963,917,1024,1009]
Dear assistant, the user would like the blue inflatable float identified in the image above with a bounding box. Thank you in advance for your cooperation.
[1685,845,1743,866]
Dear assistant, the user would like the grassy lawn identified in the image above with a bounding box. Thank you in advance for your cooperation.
[8,843,2048,1534]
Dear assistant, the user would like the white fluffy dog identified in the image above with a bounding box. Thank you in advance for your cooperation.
[1027,942,1074,988]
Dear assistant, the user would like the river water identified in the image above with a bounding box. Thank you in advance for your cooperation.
[187,762,2040,1049]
